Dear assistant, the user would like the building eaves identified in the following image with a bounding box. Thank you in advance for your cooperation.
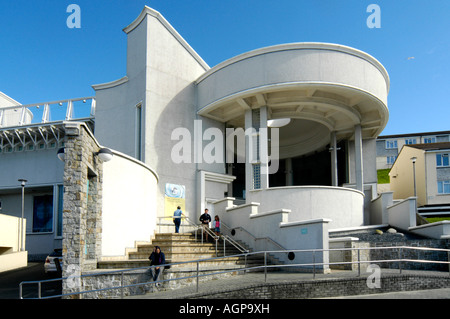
[378,130,450,139]
[406,142,450,151]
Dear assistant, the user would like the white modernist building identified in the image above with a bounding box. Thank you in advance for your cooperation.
[7,6,438,273]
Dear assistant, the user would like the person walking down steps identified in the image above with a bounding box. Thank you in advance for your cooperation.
[199,208,212,241]
[148,246,165,287]
[173,206,185,233]
[214,215,221,236]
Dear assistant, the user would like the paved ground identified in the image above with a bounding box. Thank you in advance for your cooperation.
[3,263,449,300]
[126,269,450,299]
[0,262,61,299]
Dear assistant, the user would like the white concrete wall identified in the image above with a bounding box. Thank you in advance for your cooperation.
[214,200,330,270]
[248,186,365,229]
[387,197,417,231]
[0,213,26,252]
[0,213,28,272]
[101,150,158,257]
[196,43,389,110]
[370,191,394,225]
[94,7,221,222]
[409,221,450,239]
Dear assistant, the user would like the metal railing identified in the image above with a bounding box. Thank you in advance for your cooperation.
[222,223,286,251]
[157,216,249,256]
[0,97,96,127]
[19,245,450,299]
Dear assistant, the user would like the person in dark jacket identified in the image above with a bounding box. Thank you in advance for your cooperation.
[148,246,165,285]
[199,208,212,241]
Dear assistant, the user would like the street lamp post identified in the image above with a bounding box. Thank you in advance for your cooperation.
[18,179,27,251]
[410,157,417,198]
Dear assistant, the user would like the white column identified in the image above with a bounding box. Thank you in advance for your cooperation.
[259,106,269,189]
[331,131,338,187]
[244,109,253,199]
[354,125,364,192]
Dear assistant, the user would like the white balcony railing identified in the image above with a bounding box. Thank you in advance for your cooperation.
[0,97,96,128]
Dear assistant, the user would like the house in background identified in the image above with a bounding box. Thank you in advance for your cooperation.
[376,131,450,170]
[389,142,450,216]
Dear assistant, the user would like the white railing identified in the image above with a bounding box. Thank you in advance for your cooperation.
[0,97,95,128]
[19,245,450,299]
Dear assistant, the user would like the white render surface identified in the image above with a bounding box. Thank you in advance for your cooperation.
[248,186,365,229]
[102,150,158,257]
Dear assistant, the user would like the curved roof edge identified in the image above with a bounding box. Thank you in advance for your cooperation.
[92,76,129,91]
[196,42,390,93]
[123,6,210,71]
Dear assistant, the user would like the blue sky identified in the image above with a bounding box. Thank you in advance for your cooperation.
[0,0,449,135]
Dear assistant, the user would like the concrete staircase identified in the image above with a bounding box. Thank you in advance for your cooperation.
[97,232,264,271]
[92,232,280,296]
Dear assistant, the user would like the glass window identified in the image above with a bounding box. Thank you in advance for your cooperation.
[32,195,53,233]
[56,186,64,237]
[387,156,397,164]
[437,154,449,167]
[424,137,436,143]
[438,181,450,194]
[405,138,417,145]
[253,163,261,189]
[385,140,397,149]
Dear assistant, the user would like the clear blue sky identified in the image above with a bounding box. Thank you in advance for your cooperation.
[0,0,449,135]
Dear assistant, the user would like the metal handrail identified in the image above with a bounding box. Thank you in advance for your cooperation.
[223,223,286,250]
[19,245,450,299]
[157,216,248,256]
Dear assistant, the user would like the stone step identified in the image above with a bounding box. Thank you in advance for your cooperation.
[130,245,241,255]
[97,256,265,271]
[97,232,264,273]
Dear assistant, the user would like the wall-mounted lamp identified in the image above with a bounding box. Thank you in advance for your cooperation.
[57,148,65,162]
[96,148,114,162]
[57,147,113,162]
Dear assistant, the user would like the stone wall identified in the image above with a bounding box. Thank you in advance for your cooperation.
[61,123,103,298]
[188,274,450,299]
[330,235,450,272]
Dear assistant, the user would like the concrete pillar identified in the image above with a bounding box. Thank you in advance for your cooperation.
[244,109,253,198]
[62,123,103,298]
[354,125,364,192]
[259,106,269,189]
[331,131,338,187]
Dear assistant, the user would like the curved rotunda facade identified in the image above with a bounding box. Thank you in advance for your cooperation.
[92,6,390,258]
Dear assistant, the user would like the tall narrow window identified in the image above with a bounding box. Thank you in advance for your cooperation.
[56,185,64,237]
[136,103,143,160]
[33,195,53,233]
[438,181,450,194]
[437,153,449,167]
